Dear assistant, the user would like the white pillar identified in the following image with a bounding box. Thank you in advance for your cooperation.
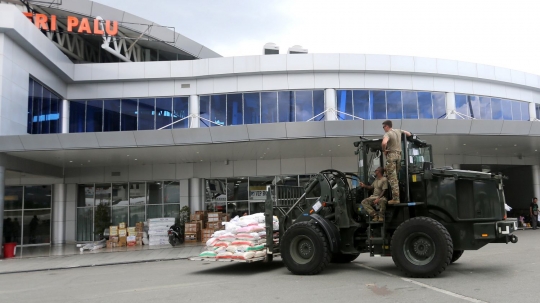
[62,100,69,133]
[529,102,536,121]
[0,166,4,257]
[189,95,199,128]
[52,184,66,245]
[324,89,337,121]
[189,178,204,212]
[532,165,540,199]
[446,92,456,119]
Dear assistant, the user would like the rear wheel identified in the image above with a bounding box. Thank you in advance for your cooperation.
[281,221,332,275]
[391,217,453,278]
[451,250,464,264]
[331,253,360,263]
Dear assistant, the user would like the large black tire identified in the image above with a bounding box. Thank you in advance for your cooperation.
[451,250,464,264]
[281,221,332,275]
[331,253,360,263]
[391,217,453,278]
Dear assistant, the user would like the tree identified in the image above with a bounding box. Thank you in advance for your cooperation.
[178,206,190,229]
[94,203,111,240]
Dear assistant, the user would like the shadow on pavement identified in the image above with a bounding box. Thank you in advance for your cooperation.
[190,260,285,275]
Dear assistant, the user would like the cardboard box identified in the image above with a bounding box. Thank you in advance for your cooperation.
[220,214,231,222]
[106,240,113,248]
[109,226,118,236]
[136,240,142,246]
[110,236,119,243]
[207,212,221,222]
[118,228,127,237]
[190,213,206,221]
[119,222,126,229]
[135,222,144,232]
[137,232,144,238]
[206,222,222,230]
[184,232,199,242]
[127,227,136,234]
[128,231,139,237]
[118,236,127,247]
[185,222,201,233]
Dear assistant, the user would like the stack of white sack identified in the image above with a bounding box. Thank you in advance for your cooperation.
[198,213,279,260]
[148,218,175,246]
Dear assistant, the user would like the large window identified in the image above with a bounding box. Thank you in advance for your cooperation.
[76,181,183,241]
[336,90,446,120]
[69,97,189,133]
[199,90,325,127]
[455,94,530,120]
[3,185,52,246]
[28,78,62,134]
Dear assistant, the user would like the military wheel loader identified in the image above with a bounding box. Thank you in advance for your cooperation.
[267,135,518,278]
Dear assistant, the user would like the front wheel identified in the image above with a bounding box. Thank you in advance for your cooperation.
[169,235,180,247]
[281,221,332,275]
[391,217,453,278]
[451,250,464,264]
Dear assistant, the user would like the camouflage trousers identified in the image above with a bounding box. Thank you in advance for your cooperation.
[361,196,387,216]
[385,152,401,201]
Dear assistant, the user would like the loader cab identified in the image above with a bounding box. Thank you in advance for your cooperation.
[354,135,433,204]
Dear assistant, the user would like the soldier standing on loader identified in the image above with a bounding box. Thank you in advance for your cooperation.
[381,120,412,204]
[360,167,388,222]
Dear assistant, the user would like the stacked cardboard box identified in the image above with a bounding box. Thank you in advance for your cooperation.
[148,218,175,246]
[201,228,215,243]
[184,222,201,242]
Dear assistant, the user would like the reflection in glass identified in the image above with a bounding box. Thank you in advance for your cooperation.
[206,179,227,202]
[295,91,313,122]
[502,99,512,120]
[23,209,51,244]
[432,93,446,118]
[41,90,51,134]
[129,183,146,205]
[417,92,433,119]
[491,98,502,120]
[27,78,33,134]
[337,90,352,121]
[129,205,145,226]
[138,98,155,130]
[511,101,521,121]
[156,97,172,129]
[455,94,468,119]
[77,208,93,241]
[86,100,103,132]
[372,91,386,119]
[227,201,248,217]
[111,206,128,226]
[147,182,162,204]
[386,91,402,119]
[103,99,121,132]
[112,183,129,206]
[468,95,480,119]
[78,185,94,207]
[227,178,249,201]
[4,210,22,245]
[164,204,180,219]
[70,100,86,133]
[50,94,61,133]
[32,81,42,134]
[95,184,111,206]
[278,91,294,122]
[199,95,210,127]
[402,92,418,119]
[121,99,138,131]
[227,94,243,125]
[24,185,51,209]
[146,205,162,219]
[164,181,180,204]
[261,92,278,123]
[521,102,530,121]
[244,93,260,124]
[249,202,265,214]
[4,186,23,210]
[172,97,189,129]
[313,90,325,120]
[353,90,369,120]
[210,94,226,126]
[479,97,492,120]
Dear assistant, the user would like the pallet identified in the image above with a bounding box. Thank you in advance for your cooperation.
[188,254,280,263]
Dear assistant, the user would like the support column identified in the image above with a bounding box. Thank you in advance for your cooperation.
[532,165,540,199]
[446,92,456,119]
[189,178,204,212]
[52,184,66,245]
[62,100,69,133]
[324,89,337,121]
[0,166,4,257]
[529,102,537,121]
[189,95,200,128]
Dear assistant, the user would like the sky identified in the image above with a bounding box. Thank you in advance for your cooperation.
[93,0,540,75]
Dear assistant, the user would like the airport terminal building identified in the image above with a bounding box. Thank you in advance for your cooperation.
[1,0,540,251]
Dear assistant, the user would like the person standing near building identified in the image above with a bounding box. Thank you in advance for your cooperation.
[530,197,539,230]
[360,167,388,222]
[381,120,412,204]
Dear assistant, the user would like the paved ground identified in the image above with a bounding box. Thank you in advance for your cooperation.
[0,229,536,303]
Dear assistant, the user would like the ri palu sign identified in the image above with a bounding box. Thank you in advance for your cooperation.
[23,13,118,36]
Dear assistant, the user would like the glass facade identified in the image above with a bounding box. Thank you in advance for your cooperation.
[3,186,52,246]
[199,90,325,127]
[28,78,62,134]
[76,182,183,241]
[69,97,189,133]
[455,94,530,120]
[336,90,446,120]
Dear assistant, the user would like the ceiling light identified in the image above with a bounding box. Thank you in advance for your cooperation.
[514,144,517,147]
[536,150,538,152]
[328,150,331,152]
[463,144,466,146]
[200,160,203,162]
[495,148,498,150]
[260,157,263,159]
[127,155,129,157]
[134,159,138,161]
[445,148,448,150]
[196,152,199,154]
[88,160,90,162]
[69,161,73,163]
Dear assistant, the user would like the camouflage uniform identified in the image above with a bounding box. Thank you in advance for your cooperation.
[361,176,388,219]
[385,152,401,201]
